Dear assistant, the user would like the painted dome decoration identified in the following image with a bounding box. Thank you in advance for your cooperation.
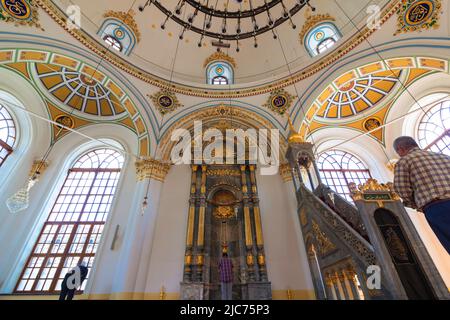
[36,64,125,117]
[316,70,401,119]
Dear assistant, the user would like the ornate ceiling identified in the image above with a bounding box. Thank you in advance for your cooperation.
[49,0,392,86]
[36,63,126,117]
[316,70,401,119]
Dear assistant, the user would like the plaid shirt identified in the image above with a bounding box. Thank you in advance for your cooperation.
[218,257,233,283]
[394,148,450,210]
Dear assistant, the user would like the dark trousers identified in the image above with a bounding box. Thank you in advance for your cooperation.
[59,278,75,301]
[424,200,450,255]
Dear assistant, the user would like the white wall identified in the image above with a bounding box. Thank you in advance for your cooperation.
[145,165,191,295]
[257,171,315,297]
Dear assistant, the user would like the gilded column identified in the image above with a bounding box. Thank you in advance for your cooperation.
[341,269,355,300]
[184,165,198,281]
[344,267,361,300]
[196,165,207,281]
[249,165,267,282]
[338,270,351,300]
[325,274,338,300]
[241,165,255,281]
[331,272,345,300]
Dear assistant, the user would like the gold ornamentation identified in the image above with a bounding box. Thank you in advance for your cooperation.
[35,0,400,99]
[213,206,235,220]
[287,116,305,144]
[300,208,308,226]
[394,0,442,35]
[203,50,237,68]
[299,13,336,44]
[363,118,382,132]
[257,253,266,266]
[263,89,296,115]
[349,179,401,202]
[29,159,49,178]
[0,0,44,30]
[279,162,298,182]
[159,286,166,300]
[54,115,74,130]
[207,169,241,176]
[386,159,398,172]
[246,253,254,266]
[135,158,171,182]
[103,9,141,42]
[312,220,336,256]
[148,89,183,115]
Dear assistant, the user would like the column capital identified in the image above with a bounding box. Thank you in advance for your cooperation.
[135,158,171,182]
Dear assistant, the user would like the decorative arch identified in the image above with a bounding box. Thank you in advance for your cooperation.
[98,10,141,55]
[158,105,286,162]
[298,57,449,147]
[0,103,16,167]
[0,49,151,156]
[15,147,125,294]
[304,22,341,57]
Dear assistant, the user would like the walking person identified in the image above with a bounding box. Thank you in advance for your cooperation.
[393,136,450,254]
[218,252,233,300]
[59,262,89,300]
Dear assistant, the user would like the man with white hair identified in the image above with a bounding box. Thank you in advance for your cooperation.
[393,136,450,254]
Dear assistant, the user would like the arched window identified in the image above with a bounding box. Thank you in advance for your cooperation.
[207,61,234,85]
[15,149,124,294]
[212,76,228,85]
[304,22,341,57]
[418,100,450,156]
[0,104,16,167]
[103,35,123,52]
[317,150,371,201]
[98,18,138,55]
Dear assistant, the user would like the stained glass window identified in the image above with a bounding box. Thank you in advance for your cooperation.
[304,22,341,57]
[317,150,371,202]
[15,149,124,294]
[418,100,450,156]
[207,62,234,85]
[0,104,16,167]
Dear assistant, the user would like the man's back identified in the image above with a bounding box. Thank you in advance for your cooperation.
[394,148,450,209]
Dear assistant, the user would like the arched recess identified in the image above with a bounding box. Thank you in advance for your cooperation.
[385,72,450,158]
[296,56,449,141]
[312,127,392,183]
[157,105,288,167]
[0,123,139,294]
[0,48,154,157]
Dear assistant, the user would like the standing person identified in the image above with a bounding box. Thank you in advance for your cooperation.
[59,262,89,300]
[218,252,233,300]
[393,136,450,254]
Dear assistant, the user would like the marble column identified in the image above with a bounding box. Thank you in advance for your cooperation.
[183,165,198,282]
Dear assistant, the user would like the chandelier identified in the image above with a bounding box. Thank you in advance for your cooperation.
[139,0,315,50]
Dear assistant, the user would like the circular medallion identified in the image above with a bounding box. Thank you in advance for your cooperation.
[339,80,356,92]
[158,95,173,109]
[272,95,287,109]
[215,65,224,75]
[405,0,434,26]
[55,115,74,130]
[364,118,382,131]
[314,30,325,41]
[1,0,32,20]
[114,27,125,39]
